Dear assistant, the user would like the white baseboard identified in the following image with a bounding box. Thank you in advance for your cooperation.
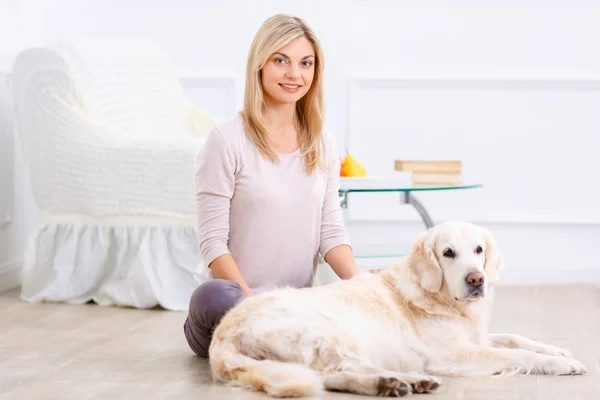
[498,266,600,286]
[0,259,22,293]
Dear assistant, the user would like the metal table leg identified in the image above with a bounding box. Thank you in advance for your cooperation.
[338,191,435,229]
[339,192,348,209]
[403,192,435,229]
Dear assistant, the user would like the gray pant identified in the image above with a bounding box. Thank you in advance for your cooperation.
[183,279,246,358]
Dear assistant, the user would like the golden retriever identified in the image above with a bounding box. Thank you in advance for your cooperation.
[208,221,586,397]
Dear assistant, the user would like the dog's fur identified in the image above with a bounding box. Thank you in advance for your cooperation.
[208,221,586,397]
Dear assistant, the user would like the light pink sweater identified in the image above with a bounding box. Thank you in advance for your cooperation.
[194,114,351,293]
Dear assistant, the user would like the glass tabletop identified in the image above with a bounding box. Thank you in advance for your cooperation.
[339,181,483,193]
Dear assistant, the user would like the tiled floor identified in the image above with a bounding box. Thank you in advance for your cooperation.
[1,284,599,399]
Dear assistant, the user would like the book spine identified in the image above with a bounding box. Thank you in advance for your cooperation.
[395,160,462,173]
[411,172,462,185]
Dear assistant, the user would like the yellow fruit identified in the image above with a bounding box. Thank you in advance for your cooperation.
[342,154,367,177]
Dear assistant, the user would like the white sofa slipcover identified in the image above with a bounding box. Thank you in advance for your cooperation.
[11,38,218,310]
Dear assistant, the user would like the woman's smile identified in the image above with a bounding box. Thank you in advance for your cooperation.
[279,83,302,92]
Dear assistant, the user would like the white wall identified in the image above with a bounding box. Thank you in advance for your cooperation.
[0,73,16,291]
[0,0,27,291]
[2,0,600,291]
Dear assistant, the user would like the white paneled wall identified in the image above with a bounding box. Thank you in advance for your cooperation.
[0,74,14,280]
[345,78,600,223]
[0,76,12,227]
[179,77,237,122]
[1,0,600,290]
[1,0,18,226]
[0,72,25,292]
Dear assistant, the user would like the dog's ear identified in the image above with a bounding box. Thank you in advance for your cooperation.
[409,229,443,293]
[482,227,504,284]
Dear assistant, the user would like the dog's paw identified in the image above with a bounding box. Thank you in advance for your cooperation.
[538,344,573,359]
[537,355,586,376]
[409,377,441,394]
[376,377,410,397]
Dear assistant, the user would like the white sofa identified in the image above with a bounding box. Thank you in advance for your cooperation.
[11,38,218,310]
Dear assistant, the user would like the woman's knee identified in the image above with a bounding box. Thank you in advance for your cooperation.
[188,279,246,329]
[184,279,246,357]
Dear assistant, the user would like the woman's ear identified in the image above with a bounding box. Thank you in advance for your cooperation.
[409,229,443,293]
[482,227,504,285]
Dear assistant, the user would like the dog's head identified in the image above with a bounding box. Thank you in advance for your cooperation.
[407,221,504,302]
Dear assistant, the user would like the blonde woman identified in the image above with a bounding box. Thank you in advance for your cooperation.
[183,14,357,358]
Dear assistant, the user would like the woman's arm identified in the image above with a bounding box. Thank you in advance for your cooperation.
[319,130,358,280]
[208,255,253,296]
[324,244,357,280]
[195,126,253,295]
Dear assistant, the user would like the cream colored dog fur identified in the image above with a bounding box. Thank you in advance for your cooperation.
[208,221,586,397]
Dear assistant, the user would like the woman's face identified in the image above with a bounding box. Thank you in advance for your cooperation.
[261,35,316,106]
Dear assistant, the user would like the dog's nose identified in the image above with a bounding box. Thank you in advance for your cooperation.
[465,272,484,287]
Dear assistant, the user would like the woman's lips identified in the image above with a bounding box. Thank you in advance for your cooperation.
[279,83,302,92]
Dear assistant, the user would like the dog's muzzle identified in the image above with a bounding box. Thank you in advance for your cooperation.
[466,286,485,298]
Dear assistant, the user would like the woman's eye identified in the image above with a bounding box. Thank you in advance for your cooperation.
[443,248,455,258]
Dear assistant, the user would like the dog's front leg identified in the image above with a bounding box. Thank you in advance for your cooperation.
[426,346,586,377]
[488,333,573,358]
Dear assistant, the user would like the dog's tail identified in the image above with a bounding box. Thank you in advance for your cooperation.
[209,338,323,398]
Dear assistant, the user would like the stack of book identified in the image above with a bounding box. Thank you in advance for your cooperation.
[394,160,462,185]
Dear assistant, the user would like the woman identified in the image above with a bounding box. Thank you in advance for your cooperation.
[183,14,358,358]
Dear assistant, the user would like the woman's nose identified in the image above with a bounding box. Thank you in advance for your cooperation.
[286,65,301,79]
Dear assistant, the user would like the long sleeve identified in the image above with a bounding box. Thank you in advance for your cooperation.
[195,126,237,266]
[319,130,352,257]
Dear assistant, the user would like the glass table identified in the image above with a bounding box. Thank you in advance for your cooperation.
[339,182,484,229]
[315,179,483,284]
[315,182,484,285]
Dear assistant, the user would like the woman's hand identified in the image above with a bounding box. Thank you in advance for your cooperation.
[209,254,254,296]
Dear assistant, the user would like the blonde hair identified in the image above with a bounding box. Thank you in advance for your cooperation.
[240,14,325,174]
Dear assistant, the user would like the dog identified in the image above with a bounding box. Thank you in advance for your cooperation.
[208,221,586,397]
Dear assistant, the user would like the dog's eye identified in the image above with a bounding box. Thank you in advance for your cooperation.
[476,245,483,254]
[443,248,455,258]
